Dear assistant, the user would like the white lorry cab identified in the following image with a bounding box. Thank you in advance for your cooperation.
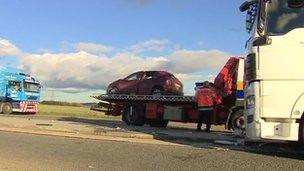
[240,0,304,142]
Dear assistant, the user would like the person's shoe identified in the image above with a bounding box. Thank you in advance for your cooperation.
[204,128,210,133]
[196,128,202,132]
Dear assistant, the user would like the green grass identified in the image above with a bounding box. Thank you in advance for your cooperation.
[37,104,121,120]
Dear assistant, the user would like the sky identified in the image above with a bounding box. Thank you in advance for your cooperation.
[0,0,248,103]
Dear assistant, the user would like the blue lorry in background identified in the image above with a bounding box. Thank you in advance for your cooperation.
[0,67,41,114]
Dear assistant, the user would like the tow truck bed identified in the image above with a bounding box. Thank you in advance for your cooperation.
[92,94,196,103]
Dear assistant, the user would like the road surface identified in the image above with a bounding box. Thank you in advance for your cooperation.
[0,131,303,170]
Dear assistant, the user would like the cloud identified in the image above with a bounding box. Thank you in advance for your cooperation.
[43,87,91,93]
[174,73,216,95]
[162,49,229,74]
[73,42,112,54]
[0,38,21,57]
[128,39,169,54]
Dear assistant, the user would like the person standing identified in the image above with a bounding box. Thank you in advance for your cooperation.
[195,81,221,132]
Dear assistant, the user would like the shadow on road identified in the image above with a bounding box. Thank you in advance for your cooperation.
[58,116,201,135]
[58,117,304,160]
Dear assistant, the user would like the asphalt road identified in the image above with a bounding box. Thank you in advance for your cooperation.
[0,131,303,171]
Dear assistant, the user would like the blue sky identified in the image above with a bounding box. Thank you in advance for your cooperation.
[0,0,248,102]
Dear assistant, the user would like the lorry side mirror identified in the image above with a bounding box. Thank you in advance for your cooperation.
[239,0,258,12]
[240,1,250,12]
[244,2,258,33]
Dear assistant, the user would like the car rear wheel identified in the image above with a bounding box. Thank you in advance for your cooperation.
[152,87,164,96]
[2,102,12,114]
[123,103,145,126]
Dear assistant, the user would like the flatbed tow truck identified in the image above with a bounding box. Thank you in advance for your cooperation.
[93,57,245,133]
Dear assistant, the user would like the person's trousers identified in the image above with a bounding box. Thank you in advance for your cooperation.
[197,109,212,130]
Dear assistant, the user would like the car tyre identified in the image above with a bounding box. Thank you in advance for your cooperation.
[2,102,12,114]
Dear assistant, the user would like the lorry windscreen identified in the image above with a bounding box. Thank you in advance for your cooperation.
[266,0,304,35]
[9,81,21,91]
[24,82,40,92]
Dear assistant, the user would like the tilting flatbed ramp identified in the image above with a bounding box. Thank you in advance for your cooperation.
[92,94,196,103]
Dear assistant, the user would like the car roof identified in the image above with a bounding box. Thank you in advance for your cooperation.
[129,71,173,77]
[145,71,171,74]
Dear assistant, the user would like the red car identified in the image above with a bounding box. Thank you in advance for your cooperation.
[107,71,183,95]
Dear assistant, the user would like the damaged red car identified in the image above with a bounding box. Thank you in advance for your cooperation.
[107,71,183,95]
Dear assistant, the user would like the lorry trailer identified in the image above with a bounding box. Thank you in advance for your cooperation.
[93,57,245,132]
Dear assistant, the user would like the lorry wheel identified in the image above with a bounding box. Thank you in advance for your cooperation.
[123,103,145,126]
[2,102,12,114]
[149,120,169,128]
[230,109,245,133]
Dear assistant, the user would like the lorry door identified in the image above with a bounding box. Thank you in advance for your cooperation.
[7,81,22,100]
[120,72,142,94]
[137,71,158,95]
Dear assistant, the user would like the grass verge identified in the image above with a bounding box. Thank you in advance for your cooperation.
[37,104,121,120]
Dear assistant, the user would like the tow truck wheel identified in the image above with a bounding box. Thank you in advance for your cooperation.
[123,103,145,126]
[230,109,245,134]
[2,102,12,114]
